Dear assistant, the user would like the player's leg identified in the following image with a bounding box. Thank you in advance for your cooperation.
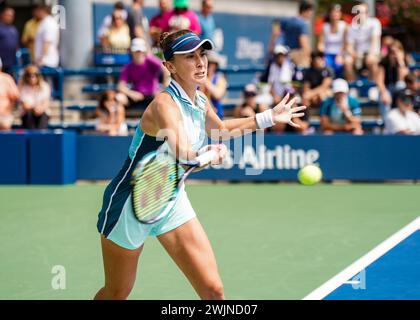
[157,218,225,300]
[94,235,143,300]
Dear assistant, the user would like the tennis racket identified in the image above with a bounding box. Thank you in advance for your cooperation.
[131,149,217,224]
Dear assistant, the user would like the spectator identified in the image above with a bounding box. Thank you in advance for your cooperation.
[317,4,347,78]
[268,45,295,105]
[118,38,165,108]
[376,40,410,118]
[302,51,334,109]
[21,5,42,63]
[126,0,150,41]
[0,58,19,130]
[402,73,420,114]
[163,0,201,34]
[200,51,227,119]
[100,10,131,52]
[98,2,128,40]
[150,0,172,49]
[96,89,128,136]
[18,65,51,129]
[320,78,363,135]
[279,0,314,68]
[34,5,60,68]
[0,5,19,75]
[344,1,381,81]
[233,84,267,119]
[198,0,215,42]
[384,89,420,135]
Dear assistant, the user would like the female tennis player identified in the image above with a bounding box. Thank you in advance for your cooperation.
[94,30,306,300]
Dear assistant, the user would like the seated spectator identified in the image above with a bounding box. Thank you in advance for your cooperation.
[268,45,295,105]
[100,10,131,52]
[302,51,334,108]
[118,38,165,108]
[317,4,347,78]
[96,89,128,136]
[376,40,410,118]
[98,2,128,40]
[163,0,201,34]
[200,51,227,119]
[344,1,381,81]
[0,58,19,130]
[320,78,363,135]
[150,0,172,50]
[126,0,150,41]
[0,5,19,75]
[18,65,51,129]
[198,0,216,42]
[384,89,420,135]
[402,73,420,114]
[34,4,60,68]
[233,84,267,118]
[21,5,42,63]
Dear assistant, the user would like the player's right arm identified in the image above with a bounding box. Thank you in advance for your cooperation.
[141,92,201,162]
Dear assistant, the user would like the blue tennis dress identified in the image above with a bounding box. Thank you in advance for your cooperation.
[97,80,207,250]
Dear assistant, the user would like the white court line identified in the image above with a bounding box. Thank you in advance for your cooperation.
[303,216,420,300]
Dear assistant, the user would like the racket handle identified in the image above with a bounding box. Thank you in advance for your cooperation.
[195,149,217,167]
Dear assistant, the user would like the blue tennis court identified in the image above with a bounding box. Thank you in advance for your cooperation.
[304,217,420,300]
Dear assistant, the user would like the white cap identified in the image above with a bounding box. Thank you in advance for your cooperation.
[332,78,349,94]
[131,38,147,52]
[273,44,288,55]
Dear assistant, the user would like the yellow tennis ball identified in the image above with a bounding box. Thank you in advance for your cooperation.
[298,165,322,186]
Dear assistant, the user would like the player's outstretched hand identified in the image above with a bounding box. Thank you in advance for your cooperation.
[272,93,307,128]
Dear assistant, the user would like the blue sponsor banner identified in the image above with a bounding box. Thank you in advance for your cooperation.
[75,134,420,182]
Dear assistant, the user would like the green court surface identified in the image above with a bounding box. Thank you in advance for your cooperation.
[0,183,419,300]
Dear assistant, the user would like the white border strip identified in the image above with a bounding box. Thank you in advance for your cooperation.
[303,216,420,300]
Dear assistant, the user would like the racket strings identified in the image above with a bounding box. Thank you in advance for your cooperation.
[132,157,178,221]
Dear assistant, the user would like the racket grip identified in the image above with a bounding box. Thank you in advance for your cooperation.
[195,149,217,167]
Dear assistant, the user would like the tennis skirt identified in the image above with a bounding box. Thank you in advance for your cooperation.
[96,156,196,250]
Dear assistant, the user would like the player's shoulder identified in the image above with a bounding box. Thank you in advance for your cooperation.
[149,91,178,113]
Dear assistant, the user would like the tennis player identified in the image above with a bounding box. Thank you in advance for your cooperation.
[94,30,306,300]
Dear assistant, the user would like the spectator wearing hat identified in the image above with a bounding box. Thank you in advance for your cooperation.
[0,58,19,130]
[384,89,420,135]
[200,51,227,118]
[233,84,267,119]
[320,78,363,135]
[198,0,216,42]
[162,0,201,34]
[302,51,334,109]
[268,44,295,105]
[118,38,166,108]
[0,6,19,75]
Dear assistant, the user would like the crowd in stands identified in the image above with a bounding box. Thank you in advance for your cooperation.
[0,0,419,136]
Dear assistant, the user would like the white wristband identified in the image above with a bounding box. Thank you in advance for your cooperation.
[255,109,275,129]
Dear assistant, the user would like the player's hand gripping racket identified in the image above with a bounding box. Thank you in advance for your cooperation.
[131,149,217,224]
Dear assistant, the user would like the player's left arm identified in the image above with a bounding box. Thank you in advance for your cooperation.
[205,93,306,141]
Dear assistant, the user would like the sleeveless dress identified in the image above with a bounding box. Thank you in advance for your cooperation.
[96,79,207,250]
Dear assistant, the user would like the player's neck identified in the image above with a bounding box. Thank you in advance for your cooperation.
[172,78,197,102]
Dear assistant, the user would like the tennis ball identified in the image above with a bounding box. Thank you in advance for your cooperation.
[298,165,322,186]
